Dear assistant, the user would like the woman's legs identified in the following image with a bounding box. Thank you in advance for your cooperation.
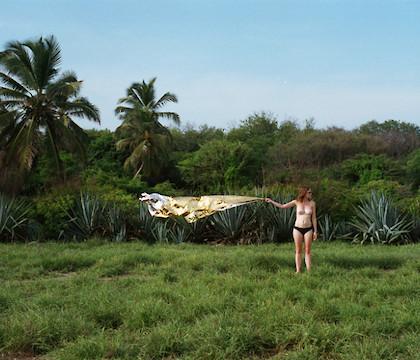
[304,231,313,271]
[293,229,304,273]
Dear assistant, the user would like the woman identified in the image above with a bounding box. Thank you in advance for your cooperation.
[265,187,317,273]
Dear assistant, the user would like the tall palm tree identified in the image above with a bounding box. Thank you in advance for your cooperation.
[115,78,180,179]
[0,35,100,183]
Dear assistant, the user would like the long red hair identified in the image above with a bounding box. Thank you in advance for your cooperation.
[296,186,310,202]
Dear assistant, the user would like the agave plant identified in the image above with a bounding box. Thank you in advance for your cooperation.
[318,214,337,241]
[410,217,420,242]
[104,203,127,242]
[318,214,352,241]
[210,205,255,241]
[189,217,210,242]
[168,217,192,243]
[137,202,159,242]
[151,221,171,243]
[0,193,30,241]
[256,193,296,242]
[65,192,105,240]
[169,224,190,244]
[350,192,414,244]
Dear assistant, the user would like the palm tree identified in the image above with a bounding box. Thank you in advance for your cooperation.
[115,78,180,179]
[0,35,100,185]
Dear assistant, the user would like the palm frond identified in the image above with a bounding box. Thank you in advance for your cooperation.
[5,118,40,170]
[0,72,31,94]
[64,97,100,123]
[1,41,37,90]
[154,92,178,109]
[23,35,61,89]
[0,87,30,101]
[157,111,180,126]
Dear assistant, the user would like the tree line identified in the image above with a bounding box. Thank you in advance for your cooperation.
[1,36,419,239]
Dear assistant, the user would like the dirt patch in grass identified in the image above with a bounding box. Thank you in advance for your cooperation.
[0,352,41,360]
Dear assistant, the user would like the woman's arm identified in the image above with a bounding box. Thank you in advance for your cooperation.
[312,201,318,240]
[265,198,296,209]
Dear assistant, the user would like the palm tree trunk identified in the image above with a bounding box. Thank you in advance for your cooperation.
[133,162,144,179]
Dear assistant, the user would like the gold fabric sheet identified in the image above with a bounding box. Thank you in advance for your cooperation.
[139,193,262,223]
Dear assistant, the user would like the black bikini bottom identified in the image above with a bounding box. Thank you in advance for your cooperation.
[294,226,314,235]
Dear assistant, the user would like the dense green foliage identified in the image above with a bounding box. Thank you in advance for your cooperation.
[1,36,419,243]
[1,110,419,243]
[0,242,419,359]
[1,190,417,244]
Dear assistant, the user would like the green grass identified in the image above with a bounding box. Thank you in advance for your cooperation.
[0,241,419,360]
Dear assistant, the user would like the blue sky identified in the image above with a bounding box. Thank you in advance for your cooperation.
[1,0,419,130]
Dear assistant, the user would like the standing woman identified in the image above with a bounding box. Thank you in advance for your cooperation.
[265,187,317,273]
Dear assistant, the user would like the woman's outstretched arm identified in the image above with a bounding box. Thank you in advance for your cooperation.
[265,198,296,209]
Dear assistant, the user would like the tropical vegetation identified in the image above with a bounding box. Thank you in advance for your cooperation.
[0,35,419,244]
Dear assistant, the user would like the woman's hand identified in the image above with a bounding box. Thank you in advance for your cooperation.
[313,232,318,241]
[265,198,272,203]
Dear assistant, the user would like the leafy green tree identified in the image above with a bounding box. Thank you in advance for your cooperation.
[358,119,420,136]
[178,139,252,192]
[277,119,300,144]
[228,112,279,185]
[85,130,125,174]
[406,149,420,189]
[228,112,279,141]
[115,78,179,180]
[357,120,420,156]
[171,124,225,153]
[0,35,99,192]
[268,128,369,174]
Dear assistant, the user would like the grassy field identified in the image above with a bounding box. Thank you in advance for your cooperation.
[0,241,419,360]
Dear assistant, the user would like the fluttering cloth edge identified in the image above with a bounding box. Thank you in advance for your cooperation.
[139,193,263,223]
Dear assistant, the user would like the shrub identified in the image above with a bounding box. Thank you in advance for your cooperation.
[150,181,182,197]
[178,139,253,191]
[356,180,410,199]
[311,179,358,222]
[31,191,76,240]
[339,154,402,185]
[81,183,139,211]
[406,148,420,189]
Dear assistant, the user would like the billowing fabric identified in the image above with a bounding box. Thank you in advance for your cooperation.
[139,192,262,223]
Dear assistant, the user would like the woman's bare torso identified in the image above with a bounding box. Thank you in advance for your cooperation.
[294,201,313,228]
